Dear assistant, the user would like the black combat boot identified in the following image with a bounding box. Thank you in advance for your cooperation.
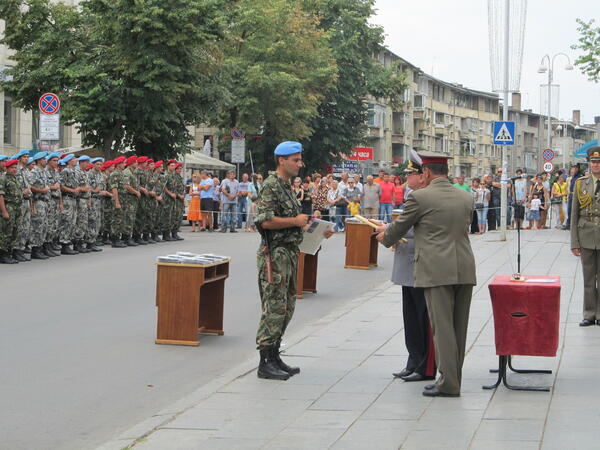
[31,246,50,260]
[87,242,103,252]
[0,250,18,264]
[145,233,156,244]
[24,246,32,255]
[274,342,300,376]
[43,243,59,257]
[103,233,112,245]
[111,236,127,248]
[172,230,184,241]
[162,230,174,241]
[75,241,91,253]
[257,347,290,380]
[152,232,162,242]
[126,236,138,246]
[13,249,29,262]
[134,234,147,245]
[52,242,62,251]
[61,244,78,255]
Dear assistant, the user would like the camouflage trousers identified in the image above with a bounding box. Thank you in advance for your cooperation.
[0,203,21,252]
[111,198,126,237]
[135,195,151,235]
[101,197,113,236]
[15,199,31,250]
[74,197,91,242]
[46,197,61,242]
[88,198,102,242]
[30,199,48,247]
[59,196,77,244]
[161,197,173,232]
[256,245,298,349]
[171,199,184,231]
[149,198,160,233]
[123,194,138,236]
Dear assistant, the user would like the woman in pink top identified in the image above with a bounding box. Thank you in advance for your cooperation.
[378,173,395,222]
[393,175,404,208]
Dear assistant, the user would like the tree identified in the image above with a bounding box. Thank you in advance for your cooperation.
[1,0,226,158]
[217,0,337,172]
[299,0,408,172]
[572,18,600,83]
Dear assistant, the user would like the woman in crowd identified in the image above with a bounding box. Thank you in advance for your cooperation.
[529,174,549,229]
[212,176,221,231]
[551,173,568,229]
[393,175,404,209]
[472,177,490,234]
[312,177,330,221]
[300,178,313,215]
[187,173,202,232]
[327,180,339,231]
[246,173,262,232]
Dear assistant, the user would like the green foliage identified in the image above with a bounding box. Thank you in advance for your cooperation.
[571,18,600,83]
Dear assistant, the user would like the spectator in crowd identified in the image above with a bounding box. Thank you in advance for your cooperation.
[528,192,544,229]
[237,173,250,229]
[379,173,395,223]
[199,170,214,232]
[187,173,202,232]
[220,170,239,233]
[550,173,566,229]
[212,176,220,230]
[374,170,386,184]
[512,169,527,229]
[333,180,350,232]
[338,172,349,192]
[363,175,381,219]
[327,180,340,231]
[246,173,262,232]
[529,174,549,229]
[300,178,312,215]
[312,177,330,221]
[453,176,471,192]
[353,174,363,193]
[393,175,404,208]
[472,177,490,234]
[345,179,362,217]
[470,179,479,234]
[292,176,303,201]
[485,174,499,231]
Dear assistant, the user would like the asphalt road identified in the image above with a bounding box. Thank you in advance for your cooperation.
[0,227,393,450]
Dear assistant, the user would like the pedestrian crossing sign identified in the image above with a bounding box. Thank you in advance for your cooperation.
[493,121,515,145]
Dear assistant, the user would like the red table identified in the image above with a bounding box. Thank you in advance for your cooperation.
[483,274,561,392]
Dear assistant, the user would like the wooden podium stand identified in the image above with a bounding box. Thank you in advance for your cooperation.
[296,252,319,299]
[155,260,230,346]
[344,221,378,270]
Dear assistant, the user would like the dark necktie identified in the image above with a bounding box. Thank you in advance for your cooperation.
[596,180,600,196]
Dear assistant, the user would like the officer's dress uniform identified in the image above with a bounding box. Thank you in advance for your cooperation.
[571,146,600,326]
[391,185,436,381]
[382,152,476,397]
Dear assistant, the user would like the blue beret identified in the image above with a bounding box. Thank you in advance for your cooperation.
[62,154,76,164]
[0,155,8,162]
[14,149,31,159]
[59,159,67,166]
[78,155,90,162]
[274,141,302,156]
[47,152,61,160]
[91,157,104,164]
[32,152,48,162]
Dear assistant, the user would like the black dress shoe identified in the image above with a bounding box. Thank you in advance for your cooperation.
[580,319,595,327]
[424,384,436,390]
[392,368,413,378]
[422,386,460,397]
[401,372,436,382]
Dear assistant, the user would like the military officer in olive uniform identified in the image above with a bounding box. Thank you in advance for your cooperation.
[377,151,476,397]
[0,159,22,264]
[571,146,600,326]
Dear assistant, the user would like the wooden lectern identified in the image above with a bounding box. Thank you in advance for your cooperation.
[155,260,230,346]
[344,221,378,270]
[296,252,319,299]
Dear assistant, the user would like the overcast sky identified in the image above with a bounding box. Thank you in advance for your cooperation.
[373,0,600,126]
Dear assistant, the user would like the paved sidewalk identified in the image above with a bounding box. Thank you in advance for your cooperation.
[99,228,600,450]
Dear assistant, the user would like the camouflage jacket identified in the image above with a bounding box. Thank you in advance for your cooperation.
[45,167,61,199]
[108,169,127,196]
[163,171,175,196]
[256,171,303,249]
[59,167,79,192]
[88,170,104,197]
[0,173,23,205]
[136,168,149,194]
[174,173,185,196]
[16,165,32,199]
[31,166,50,201]
[75,167,91,199]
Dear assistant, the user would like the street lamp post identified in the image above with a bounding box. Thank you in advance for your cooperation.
[538,53,573,165]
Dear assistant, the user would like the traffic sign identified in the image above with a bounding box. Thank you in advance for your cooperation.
[332,160,359,174]
[231,138,245,163]
[542,148,555,161]
[231,127,245,139]
[543,161,554,173]
[39,113,60,140]
[39,93,60,115]
[493,121,515,145]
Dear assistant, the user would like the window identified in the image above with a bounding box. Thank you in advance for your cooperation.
[393,112,409,134]
[433,84,445,102]
[367,103,376,127]
[413,94,425,108]
[4,98,13,145]
[435,112,444,125]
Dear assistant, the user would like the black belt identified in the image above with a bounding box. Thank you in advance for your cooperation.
[63,193,78,198]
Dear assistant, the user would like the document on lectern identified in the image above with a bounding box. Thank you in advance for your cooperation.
[299,219,334,255]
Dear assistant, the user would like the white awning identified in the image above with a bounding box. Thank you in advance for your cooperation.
[184,151,235,171]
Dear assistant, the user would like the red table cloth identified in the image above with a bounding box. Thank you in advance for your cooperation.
[488,275,561,357]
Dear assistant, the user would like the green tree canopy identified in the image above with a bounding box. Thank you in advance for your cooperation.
[572,18,600,83]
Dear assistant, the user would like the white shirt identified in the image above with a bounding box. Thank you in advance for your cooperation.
[530,198,541,211]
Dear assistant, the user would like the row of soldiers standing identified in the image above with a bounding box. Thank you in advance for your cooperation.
[0,151,187,264]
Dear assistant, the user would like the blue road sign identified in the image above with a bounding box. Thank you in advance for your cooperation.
[332,161,359,173]
[493,121,515,145]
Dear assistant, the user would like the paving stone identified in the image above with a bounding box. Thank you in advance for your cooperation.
[308,392,379,411]
[331,419,414,449]
[475,418,545,441]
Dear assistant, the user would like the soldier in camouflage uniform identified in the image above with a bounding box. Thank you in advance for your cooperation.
[100,161,115,244]
[123,156,141,246]
[109,156,128,248]
[171,163,185,240]
[0,159,22,264]
[29,152,55,260]
[73,156,92,253]
[0,155,8,176]
[134,157,152,244]
[45,153,63,252]
[14,150,33,262]
[254,142,311,380]
[87,158,105,251]
[59,154,80,255]
[161,160,177,241]
[148,160,164,242]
